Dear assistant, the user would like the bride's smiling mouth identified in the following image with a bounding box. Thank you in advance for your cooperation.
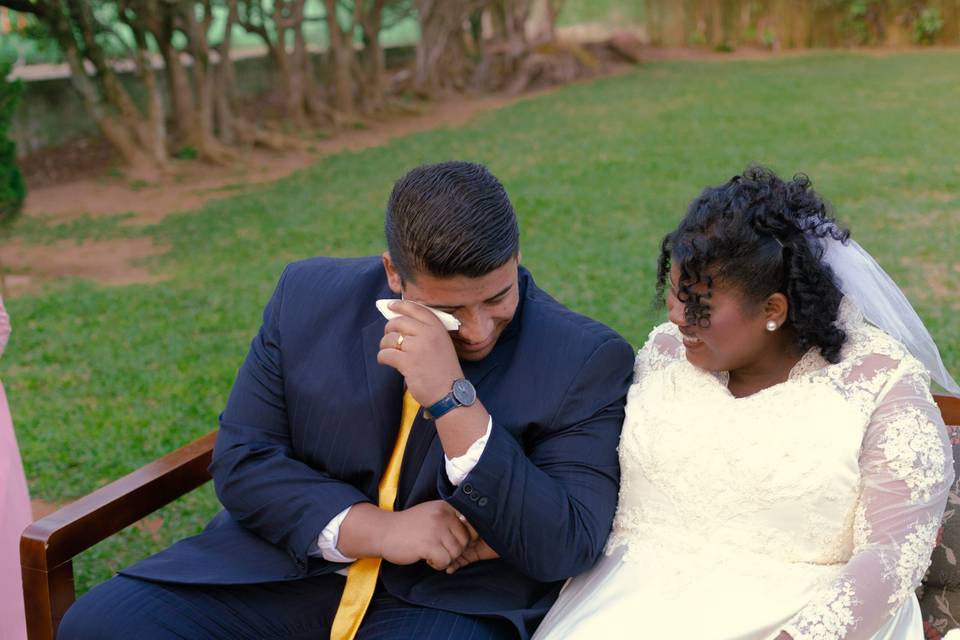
[678,327,703,348]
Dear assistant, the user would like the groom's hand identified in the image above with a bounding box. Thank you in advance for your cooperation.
[445,537,500,574]
[378,300,491,458]
[379,500,473,571]
[378,300,463,407]
[443,517,500,574]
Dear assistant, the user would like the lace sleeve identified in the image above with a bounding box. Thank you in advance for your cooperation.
[781,365,954,640]
[633,323,683,382]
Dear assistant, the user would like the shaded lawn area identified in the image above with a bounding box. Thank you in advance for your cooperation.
[5,50,960,593]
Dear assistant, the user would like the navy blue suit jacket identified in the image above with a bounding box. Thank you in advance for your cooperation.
[123,257,634,638]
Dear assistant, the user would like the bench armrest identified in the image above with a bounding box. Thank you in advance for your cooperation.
[936,393,960,426]
[20,430,217,640]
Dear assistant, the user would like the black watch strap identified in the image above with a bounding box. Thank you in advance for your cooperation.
[424,378,476,420]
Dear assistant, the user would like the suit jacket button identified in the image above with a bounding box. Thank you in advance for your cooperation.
[478,497,488,507]
[470,492,480,502]
[463,483,474,494]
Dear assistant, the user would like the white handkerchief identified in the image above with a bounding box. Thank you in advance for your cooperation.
[376,299,461,331]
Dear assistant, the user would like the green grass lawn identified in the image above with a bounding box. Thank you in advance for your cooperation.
[5,50,960,593]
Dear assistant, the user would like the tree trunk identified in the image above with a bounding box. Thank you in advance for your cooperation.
[274,1,308,126]
[682,0,701,45]
[358,1,387,113]
[62,41,159,172]
[179,0,235,163]
[146,2,196,149]
[238,0,322,126]
[40,0,167,172]
[414,0,483,97]
[541,0,563,42]
[504,0,531,60]
[645,0,665,45]
[360,26,386,112]
[126,18,168,167]
[942,0,960,43]
[160,41,196,145]
[719,0,739,48]
[214,0,240,144]
[324,0,356,117]
[475,0,533,89]
[704,0,720,47]
[290,1,327,123]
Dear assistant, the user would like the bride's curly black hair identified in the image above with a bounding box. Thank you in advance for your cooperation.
[656,166,851,363]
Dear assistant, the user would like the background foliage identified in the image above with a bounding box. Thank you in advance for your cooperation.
[0,60,24,225]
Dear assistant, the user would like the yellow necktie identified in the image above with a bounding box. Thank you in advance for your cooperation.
[330,390,420,640]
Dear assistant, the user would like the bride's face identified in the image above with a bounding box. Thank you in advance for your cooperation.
[666,264,773,373]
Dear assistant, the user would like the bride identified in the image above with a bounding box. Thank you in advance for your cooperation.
[533,167,958,640]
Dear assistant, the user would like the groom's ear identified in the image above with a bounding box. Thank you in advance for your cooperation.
[382,252,404,295]
[764,293,789,327]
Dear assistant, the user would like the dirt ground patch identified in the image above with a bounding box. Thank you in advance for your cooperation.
[31,498,64,520]
[636,45,806,61]
[1,237,169,298]
[23,89,595,228]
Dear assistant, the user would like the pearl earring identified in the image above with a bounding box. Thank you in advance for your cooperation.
[766,320,778,331]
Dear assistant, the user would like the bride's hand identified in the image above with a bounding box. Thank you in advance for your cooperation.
[444,537,500,573]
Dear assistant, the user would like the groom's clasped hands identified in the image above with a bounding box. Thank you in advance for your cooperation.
[373,500,499,574]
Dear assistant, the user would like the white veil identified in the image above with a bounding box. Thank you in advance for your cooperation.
[820,236,960,394]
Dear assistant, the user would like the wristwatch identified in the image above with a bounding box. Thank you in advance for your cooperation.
[424,378,477,420]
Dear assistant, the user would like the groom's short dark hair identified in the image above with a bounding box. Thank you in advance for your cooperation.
[385,161,520,282]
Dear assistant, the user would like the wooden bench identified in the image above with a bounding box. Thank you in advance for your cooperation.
[20,395,960,640]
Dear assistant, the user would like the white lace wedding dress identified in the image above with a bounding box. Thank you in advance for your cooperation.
[534,302,954,640]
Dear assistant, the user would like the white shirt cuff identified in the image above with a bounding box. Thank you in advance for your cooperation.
[444,416,492,486]
[313,505,357,563]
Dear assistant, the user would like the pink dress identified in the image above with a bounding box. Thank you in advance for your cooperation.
[0,297,30,640]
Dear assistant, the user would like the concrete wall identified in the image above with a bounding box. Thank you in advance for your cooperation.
[10,45,415,159]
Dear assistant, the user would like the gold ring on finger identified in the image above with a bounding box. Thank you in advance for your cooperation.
[396,334,404,350]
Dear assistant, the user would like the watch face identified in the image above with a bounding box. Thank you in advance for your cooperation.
[452,378,477,406]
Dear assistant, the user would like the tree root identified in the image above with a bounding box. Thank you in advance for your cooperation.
[233,120,294,151]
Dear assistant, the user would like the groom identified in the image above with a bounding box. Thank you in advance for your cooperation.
[59,162,634,639]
